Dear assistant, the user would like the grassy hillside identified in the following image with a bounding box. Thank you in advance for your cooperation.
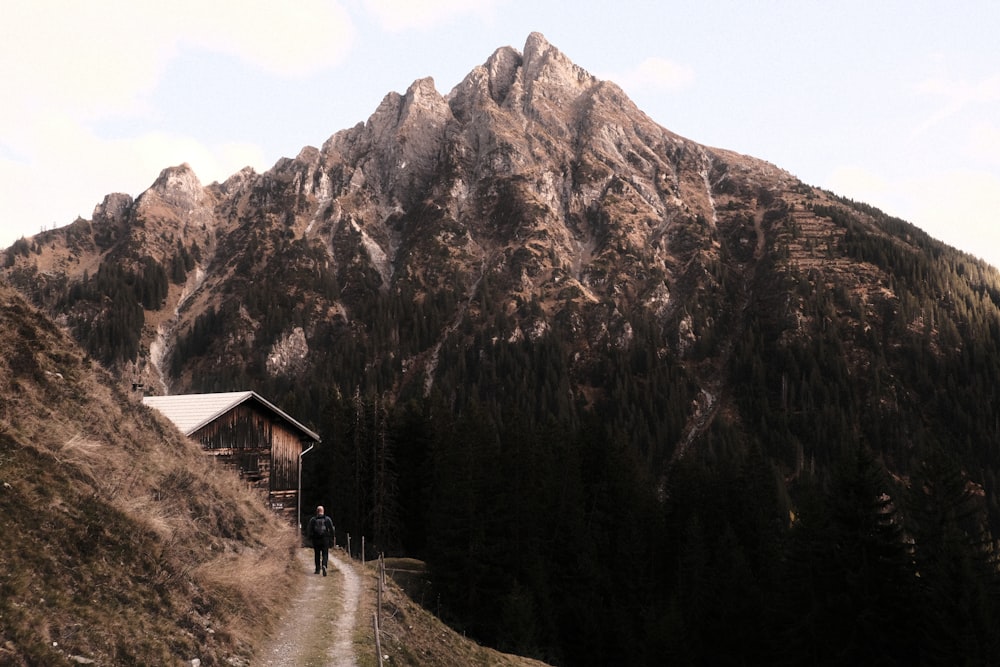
[356,557,553,667]
[0,284,298,666]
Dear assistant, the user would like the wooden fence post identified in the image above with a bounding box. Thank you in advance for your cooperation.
[373,612,383,667]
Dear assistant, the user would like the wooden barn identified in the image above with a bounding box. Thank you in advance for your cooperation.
[143,391,320,522]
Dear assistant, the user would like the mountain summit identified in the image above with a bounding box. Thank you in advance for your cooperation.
[4,30,997,461]
[5,33,1000,665]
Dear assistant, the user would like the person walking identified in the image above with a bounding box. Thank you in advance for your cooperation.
[306,505,334,576]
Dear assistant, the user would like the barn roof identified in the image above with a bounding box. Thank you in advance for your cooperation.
[143,391,320,442]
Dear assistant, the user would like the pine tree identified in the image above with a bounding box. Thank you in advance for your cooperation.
[777,444,918,665]
[906,446,1000,663]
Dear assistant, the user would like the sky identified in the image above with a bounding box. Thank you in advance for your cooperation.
[2,1,999,267]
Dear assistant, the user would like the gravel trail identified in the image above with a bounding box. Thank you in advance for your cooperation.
[257,548,361,667]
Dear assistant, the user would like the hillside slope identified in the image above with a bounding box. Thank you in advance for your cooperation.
[0,284,298,666]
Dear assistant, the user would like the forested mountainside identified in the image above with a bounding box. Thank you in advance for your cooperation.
[5,32,1000,665]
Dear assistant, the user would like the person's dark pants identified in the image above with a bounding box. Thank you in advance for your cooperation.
[313,539,329,572]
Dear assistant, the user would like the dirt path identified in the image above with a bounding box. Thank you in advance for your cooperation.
[257,548,362,667]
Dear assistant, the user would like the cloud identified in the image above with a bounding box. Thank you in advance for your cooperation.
[0,0,353,248]
[0,110,269,243]
[1,1,354,129]
[1,4,167,124]
[606,57,695,93]
[179,1,356,76]
[363,0,501,32]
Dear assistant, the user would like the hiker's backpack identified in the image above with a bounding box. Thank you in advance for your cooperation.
[313,517,328,538]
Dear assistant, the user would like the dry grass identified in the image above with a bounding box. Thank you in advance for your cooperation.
[351,557,552,667]
[0,284,299,666]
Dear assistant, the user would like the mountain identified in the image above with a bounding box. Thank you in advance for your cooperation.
[5,32,1000,665]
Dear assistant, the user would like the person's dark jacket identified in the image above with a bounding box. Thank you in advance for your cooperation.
[307,514,334,547]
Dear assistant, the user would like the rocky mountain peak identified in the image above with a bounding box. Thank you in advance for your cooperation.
[521,31,589,87]
[449,32,597,121]
[522,31,552,61]
[147,163,204,205]
[219,166,258,195]
[317,74,454,211]
[482,45,522,106]
[130,163,210,230]
[128,162,217,246]
[404,76,445,109]
[91,192,134,225]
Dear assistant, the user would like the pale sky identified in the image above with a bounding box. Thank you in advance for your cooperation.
[2,1,998,267]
